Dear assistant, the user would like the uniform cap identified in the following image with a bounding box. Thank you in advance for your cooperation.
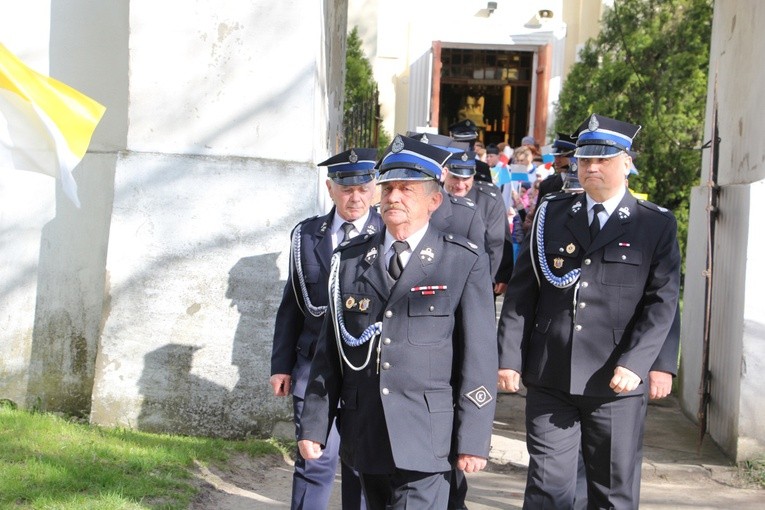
[574,114,641,158]
[377,135,452,182]
[550,132,577,156]
[318,148,378,185]
[448,119,479,142]
[446,151,477,178]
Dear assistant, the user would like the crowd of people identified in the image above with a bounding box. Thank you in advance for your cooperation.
[270,113,681,510]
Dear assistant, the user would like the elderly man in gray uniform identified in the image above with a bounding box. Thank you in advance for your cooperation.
[270,148,382,509]
[298,135,498,510]
[497,114,681,509]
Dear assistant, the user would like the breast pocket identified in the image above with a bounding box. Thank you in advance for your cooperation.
[602,246,642,287]
[407,293,452,345]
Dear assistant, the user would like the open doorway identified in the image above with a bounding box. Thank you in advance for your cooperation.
[438,48,533,147]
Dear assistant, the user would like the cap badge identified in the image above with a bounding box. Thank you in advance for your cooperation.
[571,202,582,214]
[348,149,358,163]
[618,206,631,219]
[364,246,378,263]
[553,257,564,269]
[566,243,576,254]
[391,135,405,153]
[345,296,356,309]
[465,120,473,127]
[419,247,435,262]
[588,114,599,132]
[461,152,468,162]
[358,298,370,312]
[658,206,668,212]
[465,385,493,409]
[421,134,429,144]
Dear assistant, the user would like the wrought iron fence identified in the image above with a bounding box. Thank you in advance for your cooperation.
[343,85,381,151]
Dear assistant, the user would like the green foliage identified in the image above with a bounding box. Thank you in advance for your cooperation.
[739,458,765,488]
[345,27,390,153]
[554,0,714,259]
[0,406,280,509]
[345,27,375,116]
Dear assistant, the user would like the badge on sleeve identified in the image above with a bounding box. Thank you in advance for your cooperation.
[465,386,493,409]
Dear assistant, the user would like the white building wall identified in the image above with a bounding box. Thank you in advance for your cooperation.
[1,0,349,438]
[681,0,765,460]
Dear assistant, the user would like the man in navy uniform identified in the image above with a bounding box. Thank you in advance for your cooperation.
[298,135,498,509]
[538,132,578,201]
[497,114,681,509]
[270,148,383,509]
[449,119,493,184]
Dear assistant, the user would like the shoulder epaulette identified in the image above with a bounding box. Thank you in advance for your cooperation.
[289,214,319,237]
[443,232,480,253]
[474,182,501,200]
[637,198,672,215]
[543,191,577,203]
[448,195,477,210]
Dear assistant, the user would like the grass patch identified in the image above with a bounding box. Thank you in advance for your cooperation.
[0,405,283,509]
[739,458,765,489]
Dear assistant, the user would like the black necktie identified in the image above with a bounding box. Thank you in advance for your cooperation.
[388,241,409,280]
[339,222,354,244]
[590,203,605,242]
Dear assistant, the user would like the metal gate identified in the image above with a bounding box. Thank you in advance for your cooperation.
[343,85,380,151]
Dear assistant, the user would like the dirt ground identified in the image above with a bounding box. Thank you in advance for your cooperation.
[188,394,764,509]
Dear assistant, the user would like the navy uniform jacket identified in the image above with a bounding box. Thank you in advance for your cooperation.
[497,191,681,396]
[270,207,383,399]
[466,182,509,281]
[300,225,498,474]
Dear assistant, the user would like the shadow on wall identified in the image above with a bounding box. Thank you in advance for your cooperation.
[136,253,290,438]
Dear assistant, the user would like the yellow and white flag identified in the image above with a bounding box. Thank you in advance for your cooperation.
[0,43,105,208]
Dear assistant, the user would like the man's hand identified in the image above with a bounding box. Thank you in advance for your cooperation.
[648,370,673,400]
[609,366,641,394]
[498,369,521,393]
[269,374,291,397]
[298,440,324,460]
[493,282,508,295]
[456,454,487,473]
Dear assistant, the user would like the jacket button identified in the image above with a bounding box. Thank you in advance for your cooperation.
[584,259,591,265]
[382,362,391,370]
[578,302,586,309]
[621,255,627,260]
[385,310,393,318]
[581,281,589,288]
[575,324,582,331]
[429,305,435,311]
[383,337,391,345]
[382,388,389,395]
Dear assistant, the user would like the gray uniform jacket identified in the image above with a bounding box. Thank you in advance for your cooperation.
[300,225,498,474]
[466,182,508,281]
[431,188,486,251]
[497,191,681,396]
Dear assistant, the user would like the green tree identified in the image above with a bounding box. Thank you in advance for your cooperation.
[344,27,390,153]
[554,0,713,258]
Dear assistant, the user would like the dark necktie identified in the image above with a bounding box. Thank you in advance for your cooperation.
[387,241,409,280]
[590,203,605,242]
[339,222,354,244]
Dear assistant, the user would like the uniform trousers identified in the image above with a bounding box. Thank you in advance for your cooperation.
[360,469,450,510]
[293,397,365,510]
[523,386,647,510]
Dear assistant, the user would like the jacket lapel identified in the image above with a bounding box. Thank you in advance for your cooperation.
[586,192,635,254]
[314,210,335,273]
[565,194,591,249]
